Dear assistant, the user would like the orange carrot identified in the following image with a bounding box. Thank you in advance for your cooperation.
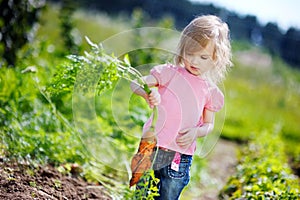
[129,138,156,187]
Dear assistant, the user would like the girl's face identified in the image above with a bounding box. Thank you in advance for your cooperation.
[183,41,215,76]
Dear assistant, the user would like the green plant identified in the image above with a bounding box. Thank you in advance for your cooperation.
[54,179,62,189]
[47,37,161,197]
[123,170,160,200]
[0,66,88,165]
[219,130,300,199]
[29,181,37,187]
[47,36,150,97]
[134,170,160,200]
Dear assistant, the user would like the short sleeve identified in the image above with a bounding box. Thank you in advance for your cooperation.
[205,86,224,112]
[150,64,176,86]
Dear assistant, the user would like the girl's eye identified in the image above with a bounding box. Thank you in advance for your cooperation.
[201,55,209,60]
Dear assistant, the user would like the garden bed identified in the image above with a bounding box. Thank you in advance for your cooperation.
[0,158,111,200]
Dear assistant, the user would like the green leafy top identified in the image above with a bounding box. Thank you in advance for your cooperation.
[47,37,150,96]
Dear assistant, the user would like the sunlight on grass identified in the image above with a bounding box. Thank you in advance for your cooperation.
[222,44,300,156]
[73,10,130,50]
[37,4,64,51]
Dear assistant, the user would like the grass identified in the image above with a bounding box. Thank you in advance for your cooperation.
[222,43,300,143]
[221,43,300,181]
[37,4,129,55]
[73,10,129,48]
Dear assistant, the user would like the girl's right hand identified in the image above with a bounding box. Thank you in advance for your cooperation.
[147,89,161,108]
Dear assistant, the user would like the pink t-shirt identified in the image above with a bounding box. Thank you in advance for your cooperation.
[143,64,224,155]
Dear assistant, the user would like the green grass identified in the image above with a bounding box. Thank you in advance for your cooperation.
[73,10,129,49]
[222,43,300,144]
[37,4,65,52]
[37,4,129,54]
[221,44,300,186]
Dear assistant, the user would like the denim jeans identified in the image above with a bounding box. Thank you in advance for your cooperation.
[153,149,193,200]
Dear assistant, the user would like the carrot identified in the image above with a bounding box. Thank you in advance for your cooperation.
[129,88,158,187]
[129,137,156,187]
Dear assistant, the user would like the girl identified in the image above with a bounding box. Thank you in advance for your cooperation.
[130,15,232,199]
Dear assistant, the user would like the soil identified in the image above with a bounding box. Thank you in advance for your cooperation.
[181,139,239,200]
[0,158,111,200]
[0,139,239,200]
[197,139,239,200]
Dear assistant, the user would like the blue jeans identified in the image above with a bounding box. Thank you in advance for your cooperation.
[153,150,193,200]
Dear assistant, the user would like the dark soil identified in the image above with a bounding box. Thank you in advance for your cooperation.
[0,158,111,200]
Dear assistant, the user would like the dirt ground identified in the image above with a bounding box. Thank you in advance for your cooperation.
[0,158,111,200]
[197,139,239,200]
[0,139,239,200]
[181,139,239,200]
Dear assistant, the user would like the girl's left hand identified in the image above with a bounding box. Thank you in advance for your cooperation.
[176,127,198,148]
[147,89,161,108]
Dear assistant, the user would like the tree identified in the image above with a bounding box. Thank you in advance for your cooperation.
[59,0,80,55]
[0,0,45,67]
[262,23,283,55]
[280,28,300,68]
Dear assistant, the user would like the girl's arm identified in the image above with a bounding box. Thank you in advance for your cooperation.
[196,109,215,137]
[130,75,160,108]
[176,109,215,148]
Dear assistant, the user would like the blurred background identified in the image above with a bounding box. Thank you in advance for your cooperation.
[1,0,300,199]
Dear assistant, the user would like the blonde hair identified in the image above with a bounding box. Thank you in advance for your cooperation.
[175,15,232,84]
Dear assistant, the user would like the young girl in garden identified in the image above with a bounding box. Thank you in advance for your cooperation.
[130,15,232,199]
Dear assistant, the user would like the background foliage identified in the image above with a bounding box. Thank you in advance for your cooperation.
[0,0,46,66]
[220,130,299,199]
[48,0,300,68]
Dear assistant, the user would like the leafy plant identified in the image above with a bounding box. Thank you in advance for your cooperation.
[47,36,161,198]
[134,170,160,199]
[123,170,160,200]
[47,36,150,97]
[0,65,87,165]
[219,129,300,199]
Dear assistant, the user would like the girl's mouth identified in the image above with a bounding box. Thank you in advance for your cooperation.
[191,66,199,71]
